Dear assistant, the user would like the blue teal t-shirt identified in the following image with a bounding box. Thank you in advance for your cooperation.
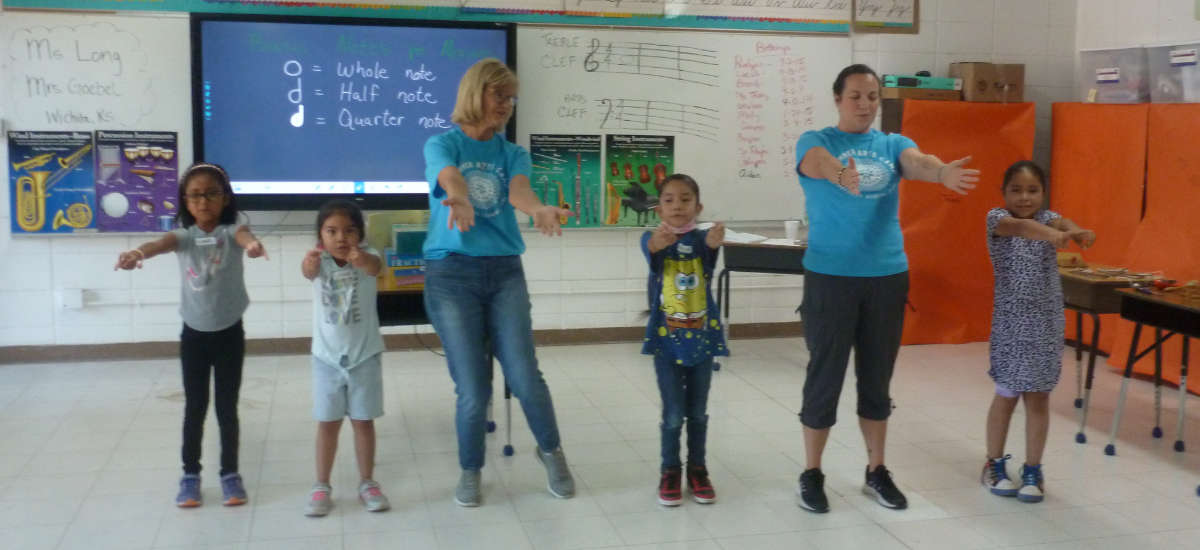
[422,128,531,259]
[794,127,918,277]
[640,229,729,366]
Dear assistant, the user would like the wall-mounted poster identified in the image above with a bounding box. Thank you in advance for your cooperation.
[94,131,180,232]
[853,0,918,34]
[8,130,96,234]
[604,134,674,227]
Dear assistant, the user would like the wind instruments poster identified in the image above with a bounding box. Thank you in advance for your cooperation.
[94,131,179,232]
[529,134,604,228]
[8,131,97,234]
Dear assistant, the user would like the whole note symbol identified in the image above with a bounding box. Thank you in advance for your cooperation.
[290,104,304,128]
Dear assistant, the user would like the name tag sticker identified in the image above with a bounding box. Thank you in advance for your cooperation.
[195,236,217,246]
[333,269,356,281]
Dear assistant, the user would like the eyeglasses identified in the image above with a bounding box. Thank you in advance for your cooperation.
[487,89,518,105]
[185,190,225,202]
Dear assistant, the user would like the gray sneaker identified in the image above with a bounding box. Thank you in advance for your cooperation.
[358,480,390,512]
[536,446,576,499]
[455,470,482,507]
[304,483,334,517]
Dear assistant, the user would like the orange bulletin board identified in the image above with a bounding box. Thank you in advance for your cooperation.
[897,100,1037,344]
[1108,104,1200,391]
[1051,103,1148,353]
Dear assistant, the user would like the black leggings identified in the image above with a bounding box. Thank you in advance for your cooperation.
[180,320,244,476]
[799,271,908,430]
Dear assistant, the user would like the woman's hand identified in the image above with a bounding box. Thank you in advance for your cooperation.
[443,196,475,232]
[939,156,980,195]
[532,205,573,236]
[832,157,860,195]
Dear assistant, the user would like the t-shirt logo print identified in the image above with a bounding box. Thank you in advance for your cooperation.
[855,158,892,198]
[464,168,503,218]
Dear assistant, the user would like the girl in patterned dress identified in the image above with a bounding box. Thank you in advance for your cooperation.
[981,161,1095,503]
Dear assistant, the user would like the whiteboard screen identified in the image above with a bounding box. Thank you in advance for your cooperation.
[515,25,850,223]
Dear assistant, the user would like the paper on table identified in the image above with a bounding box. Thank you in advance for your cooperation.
[722,230,768,244]
[760,238,805,246]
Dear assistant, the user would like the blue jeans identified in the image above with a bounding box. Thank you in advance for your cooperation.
[654,354,714,470]
[424,254,562,470]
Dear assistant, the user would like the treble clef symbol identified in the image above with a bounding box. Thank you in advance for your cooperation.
[583,38,599,72]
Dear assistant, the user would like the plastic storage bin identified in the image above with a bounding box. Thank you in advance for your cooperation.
[1146,42,1200,103]
[1079,47,1150,103]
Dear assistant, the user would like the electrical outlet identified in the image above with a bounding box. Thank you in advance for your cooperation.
[57,288,84,310]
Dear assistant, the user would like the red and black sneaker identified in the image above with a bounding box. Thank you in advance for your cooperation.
[686,464,716,504]
[657,468,682,506]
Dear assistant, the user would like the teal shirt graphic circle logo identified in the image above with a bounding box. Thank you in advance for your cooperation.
[464,169,503,218]
[838,155,896,199]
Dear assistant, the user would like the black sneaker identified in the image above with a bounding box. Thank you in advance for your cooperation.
[863,465,907,509]
[796,468,829,513]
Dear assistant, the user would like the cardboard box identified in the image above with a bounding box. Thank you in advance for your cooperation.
[948,62,1025,102]
[880,87,962,100]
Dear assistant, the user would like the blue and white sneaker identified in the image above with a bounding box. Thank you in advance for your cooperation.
[981,455,1018,497]
[176,474,202,508]
[1017,463,1045,503]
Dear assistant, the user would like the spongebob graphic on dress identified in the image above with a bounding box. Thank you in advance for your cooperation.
[641,231,729,367]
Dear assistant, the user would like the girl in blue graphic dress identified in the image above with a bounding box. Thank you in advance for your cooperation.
[981,161,1095,504]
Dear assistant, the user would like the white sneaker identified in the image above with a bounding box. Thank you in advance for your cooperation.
[358,480,390,512]
[1017,464,1045,503]
[981,455,1018,497]
[305,483,334,517]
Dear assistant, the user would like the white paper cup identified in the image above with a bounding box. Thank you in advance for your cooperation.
[784,220,801,242]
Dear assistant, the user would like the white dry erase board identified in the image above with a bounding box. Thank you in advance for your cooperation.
[515,25,850,223]
[1,11,193,221]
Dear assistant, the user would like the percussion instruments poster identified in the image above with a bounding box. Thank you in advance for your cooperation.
[8,131,96,234]
[94,131,179,232]
[530,134,603,228]
[604,134,674,227]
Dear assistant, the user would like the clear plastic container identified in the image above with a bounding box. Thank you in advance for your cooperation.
[1146,41,1200,103]
[1079,47,1150,103]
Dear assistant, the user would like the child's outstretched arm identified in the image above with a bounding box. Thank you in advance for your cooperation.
[994,217,1070,248]
[899,148,979,195]
[115,232,179,270]
[646,223,678,254]
[301,248,322,281]
[704,222,726,249]
[234,226,268,259]
[347,247,383,277]
[1050,217,1096,249]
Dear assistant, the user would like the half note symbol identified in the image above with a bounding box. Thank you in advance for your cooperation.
[290,104,304,127]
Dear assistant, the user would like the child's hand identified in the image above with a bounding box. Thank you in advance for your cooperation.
[1068,229,1096,249]
[442,195,475,232]
[649,223,678,252]
[245,239,268,259]
[347,247,371,269]
[833,157,860,195]
[1049,230,1070,249]
[533,204,574,237]
[303,248,322,270]
[114,249,144,271]
[705,222,726,249]
[939,156,980,195]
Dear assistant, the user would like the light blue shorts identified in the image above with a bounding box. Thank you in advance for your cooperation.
[312,354,384,421]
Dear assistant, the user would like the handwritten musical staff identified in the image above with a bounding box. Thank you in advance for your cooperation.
[597,98,720,142]
[584,39,719,87]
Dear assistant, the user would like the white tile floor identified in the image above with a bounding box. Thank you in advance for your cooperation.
[3,338,1200,550]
